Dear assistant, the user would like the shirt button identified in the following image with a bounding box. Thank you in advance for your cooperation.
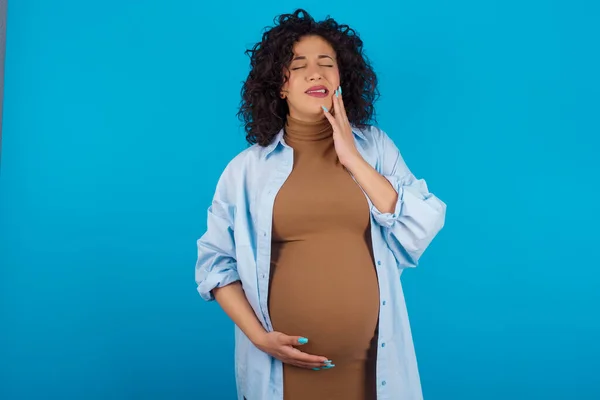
[381,343,386,348]
[392,214,396,218]
[382,381,387,386]
[382,300,386,306]
[263,232,267,237]
[377,260,381,266]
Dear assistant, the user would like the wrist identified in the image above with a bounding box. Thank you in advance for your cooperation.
[342,154,367,174]
[248,328,268,348]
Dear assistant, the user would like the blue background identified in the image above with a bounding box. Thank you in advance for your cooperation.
[1,1,599,399]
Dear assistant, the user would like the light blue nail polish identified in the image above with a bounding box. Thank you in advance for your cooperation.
[298,337,308,344]
[321,105,328,112]
[323,364,336,369]
[338,86,342,95]
[312,367,321,371]
[335,88,339,97]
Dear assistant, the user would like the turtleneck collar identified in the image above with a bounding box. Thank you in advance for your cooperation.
[284,114,333,142]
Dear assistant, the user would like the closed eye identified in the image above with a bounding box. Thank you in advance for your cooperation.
[291,65,334,70]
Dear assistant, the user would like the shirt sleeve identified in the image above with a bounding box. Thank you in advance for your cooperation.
[371,128,447,268]
[195,165,241,301]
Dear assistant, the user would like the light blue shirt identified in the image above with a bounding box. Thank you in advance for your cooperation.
[195,124,446,400]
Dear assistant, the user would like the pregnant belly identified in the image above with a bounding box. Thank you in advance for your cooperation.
[268,237,380,362]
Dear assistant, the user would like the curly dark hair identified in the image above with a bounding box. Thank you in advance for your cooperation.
[237,9,380,147]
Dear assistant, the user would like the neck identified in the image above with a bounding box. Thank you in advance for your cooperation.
[284,114,333,142]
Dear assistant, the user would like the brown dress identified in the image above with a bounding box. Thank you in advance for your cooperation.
[268,115,380,400]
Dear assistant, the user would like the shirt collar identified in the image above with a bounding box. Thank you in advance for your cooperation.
[261,124,367,159]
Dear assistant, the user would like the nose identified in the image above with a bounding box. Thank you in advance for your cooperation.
[306,65,323,82]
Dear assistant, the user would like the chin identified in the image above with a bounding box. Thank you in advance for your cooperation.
[313,99,332,109]
[301,104,325,115]
[292,101,331,119]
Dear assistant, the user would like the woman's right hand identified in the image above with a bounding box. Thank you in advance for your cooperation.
[253,331,333,370]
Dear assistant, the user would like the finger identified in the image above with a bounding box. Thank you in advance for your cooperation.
[285,335,309,346]
[332,93,348,132]
[331,90,342,123]
[334,87,349,123]
[321,106,338,130]
[289,360,327,369]
[285,346,330,364]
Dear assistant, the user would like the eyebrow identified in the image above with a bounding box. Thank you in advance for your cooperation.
[292,55,335,61]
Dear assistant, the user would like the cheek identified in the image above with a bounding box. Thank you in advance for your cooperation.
[287,77,302,95]
[328,69,341,85]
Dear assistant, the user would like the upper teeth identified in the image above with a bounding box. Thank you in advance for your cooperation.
[308,89,326,93]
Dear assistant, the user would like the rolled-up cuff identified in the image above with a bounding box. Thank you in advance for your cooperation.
[197,263,240,301]
[371,175,431,229]
[370,175,404,228]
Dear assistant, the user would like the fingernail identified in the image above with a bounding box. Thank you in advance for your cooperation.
[324,360,332,364]
[322,364,336,369]
[335,88,339,97]
[298,337,308,344]
[312,367,321,370]
[321,105,328,112]
[338,86,342,95]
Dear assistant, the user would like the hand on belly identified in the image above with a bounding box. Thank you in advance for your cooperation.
[268,246,380,362]
[253,331,335,370]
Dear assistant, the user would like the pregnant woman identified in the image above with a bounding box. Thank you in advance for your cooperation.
[195,9,446,400]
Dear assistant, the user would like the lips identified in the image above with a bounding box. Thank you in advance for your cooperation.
[305,85,329,98]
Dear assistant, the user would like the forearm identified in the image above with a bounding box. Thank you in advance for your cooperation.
[345,157,398,214]
[212,282,267,346]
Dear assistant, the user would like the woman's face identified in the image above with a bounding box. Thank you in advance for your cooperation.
[281,35,340,121]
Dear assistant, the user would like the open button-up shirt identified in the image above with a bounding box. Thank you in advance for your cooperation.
[196,124,446,400]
